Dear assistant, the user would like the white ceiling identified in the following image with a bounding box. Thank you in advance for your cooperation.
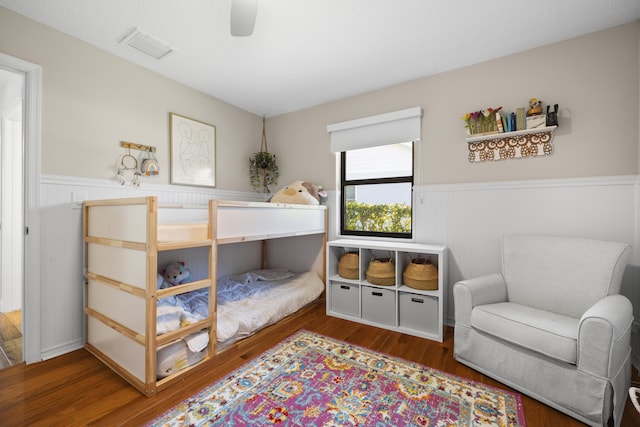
[2,0,639,117]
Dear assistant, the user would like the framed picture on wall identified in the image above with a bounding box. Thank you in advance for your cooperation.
[169,112,216,187]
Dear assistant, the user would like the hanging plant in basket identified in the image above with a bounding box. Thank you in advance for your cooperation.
[249,116,279,193]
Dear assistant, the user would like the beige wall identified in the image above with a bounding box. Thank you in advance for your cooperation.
[269,22,640,189]
[1,7,638,192]
[0,7,261,192]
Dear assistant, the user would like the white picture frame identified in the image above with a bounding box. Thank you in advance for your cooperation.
[170,112,216,187]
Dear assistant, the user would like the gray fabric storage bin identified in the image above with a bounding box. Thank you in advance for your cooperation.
[362,286,396,326]
[398,292,438,334]
[330,282,359,316]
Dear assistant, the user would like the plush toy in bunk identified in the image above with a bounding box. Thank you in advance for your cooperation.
[158,261,192,289]
[269,180,327,205]
[156,261,209,379]
[156,261,206,334]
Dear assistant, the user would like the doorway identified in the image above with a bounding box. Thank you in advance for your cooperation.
[0,67,25,367]
[0,52,41,366]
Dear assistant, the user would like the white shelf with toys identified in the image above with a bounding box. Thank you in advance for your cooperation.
[465,125,557,144]
[463,99,558,163]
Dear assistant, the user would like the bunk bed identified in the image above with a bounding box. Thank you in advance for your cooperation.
[83,197,327,396]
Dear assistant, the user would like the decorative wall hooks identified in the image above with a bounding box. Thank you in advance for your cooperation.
[116,148,141,187]
[116,141,159,186]
[140,148,159,176]
[120,141,156,153]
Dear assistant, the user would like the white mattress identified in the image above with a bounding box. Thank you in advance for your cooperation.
[216,271,324,345]
[157,269,324,346]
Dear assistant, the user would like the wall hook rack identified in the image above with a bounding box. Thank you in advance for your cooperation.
[120,141,156,153]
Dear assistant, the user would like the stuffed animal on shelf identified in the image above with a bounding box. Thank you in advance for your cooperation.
[270,180,327,205]
[526,98,543,116]
[159,261,192,289]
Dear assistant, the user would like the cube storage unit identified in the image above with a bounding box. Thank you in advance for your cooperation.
[326,239,447,342]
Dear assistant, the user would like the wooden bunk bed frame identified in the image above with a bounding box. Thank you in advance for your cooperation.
[83,196,327,396]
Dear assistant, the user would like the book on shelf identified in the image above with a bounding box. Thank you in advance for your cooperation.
[501,112,509,132]
[508,112,516,132]
[496,111,504,133]
[516,108,525,131]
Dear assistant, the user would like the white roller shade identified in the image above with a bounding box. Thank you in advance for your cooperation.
[327,106,422,153]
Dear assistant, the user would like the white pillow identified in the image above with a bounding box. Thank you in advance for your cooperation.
[248,268,295,282]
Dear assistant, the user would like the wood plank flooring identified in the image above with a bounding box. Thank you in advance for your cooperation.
[0,299,639,426]
[0,310,22,368]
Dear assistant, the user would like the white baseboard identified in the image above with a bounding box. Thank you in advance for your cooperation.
[41,338,84,361]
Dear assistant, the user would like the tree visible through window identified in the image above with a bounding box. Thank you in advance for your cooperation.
[341,142,413,238]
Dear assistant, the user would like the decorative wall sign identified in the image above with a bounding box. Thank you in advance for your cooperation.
[170,113,216,187]
[466,126,556,163]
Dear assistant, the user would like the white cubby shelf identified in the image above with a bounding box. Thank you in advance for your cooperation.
[326,239,448,342]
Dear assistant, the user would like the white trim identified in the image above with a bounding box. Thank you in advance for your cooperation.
[23,59,42,364]
[41,174,268,203]
[415,175,640,193]
[0,53,42,364]
[40,338,84,361]
[327,106,422,152]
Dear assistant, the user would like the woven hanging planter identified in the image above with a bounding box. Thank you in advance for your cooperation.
[337,251,359,279]
[366,255,395,286]
[403,256,438,290]
[249,116,279,193]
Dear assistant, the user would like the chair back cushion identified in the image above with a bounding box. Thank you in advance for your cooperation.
[502,235,631,318]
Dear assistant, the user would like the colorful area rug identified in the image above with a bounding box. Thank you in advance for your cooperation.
[148,330,526,426]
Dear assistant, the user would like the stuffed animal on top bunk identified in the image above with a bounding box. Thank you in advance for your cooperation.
[158,261,192,289]
[269,180,327,205]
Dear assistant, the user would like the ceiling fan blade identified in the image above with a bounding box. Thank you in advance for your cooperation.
[230,0,258,37]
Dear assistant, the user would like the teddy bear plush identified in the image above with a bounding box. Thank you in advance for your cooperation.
[270,180,327,205]
[159,261,192,289]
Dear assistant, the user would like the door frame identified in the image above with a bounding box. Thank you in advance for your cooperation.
[0,52,42,364]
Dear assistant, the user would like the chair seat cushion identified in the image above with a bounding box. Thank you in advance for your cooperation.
[471,302,579,364]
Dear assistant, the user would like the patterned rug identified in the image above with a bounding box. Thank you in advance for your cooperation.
[148,330,526,426]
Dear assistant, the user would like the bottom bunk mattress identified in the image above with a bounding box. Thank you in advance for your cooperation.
[216,270,324,346]
[156,269,324,350]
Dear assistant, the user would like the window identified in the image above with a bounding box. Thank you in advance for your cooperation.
[327,106,421,240]
[341,142,413,238]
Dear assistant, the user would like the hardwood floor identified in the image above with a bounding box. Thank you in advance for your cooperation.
[0,310,22,368]
[0,299,639,426]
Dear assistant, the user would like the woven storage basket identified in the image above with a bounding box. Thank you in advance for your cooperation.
[366,257,395,286]
[403,258,438,290]
[338,252,359,279]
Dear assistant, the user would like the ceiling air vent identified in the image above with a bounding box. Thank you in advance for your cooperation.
[119,28,174,60]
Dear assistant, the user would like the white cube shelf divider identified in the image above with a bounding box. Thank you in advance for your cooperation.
[326,239,448,342]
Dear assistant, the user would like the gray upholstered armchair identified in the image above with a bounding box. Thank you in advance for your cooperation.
[453,235,632,427]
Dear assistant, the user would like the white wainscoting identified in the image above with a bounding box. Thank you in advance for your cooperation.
[413,175,640,367]
[38,174,640,367]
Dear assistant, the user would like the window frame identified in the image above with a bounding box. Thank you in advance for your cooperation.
[340,143,414,239]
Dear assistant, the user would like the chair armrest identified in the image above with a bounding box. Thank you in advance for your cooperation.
[578,294,633,377]
[453,273,508,326]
